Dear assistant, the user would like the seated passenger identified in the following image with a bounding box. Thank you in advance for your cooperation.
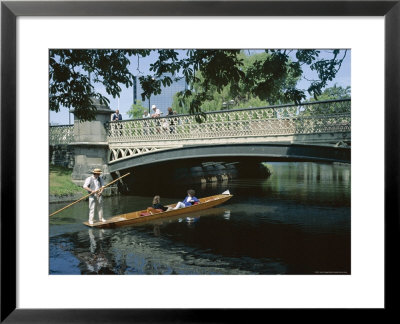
[152,195,173,212]
[173,189,200,210]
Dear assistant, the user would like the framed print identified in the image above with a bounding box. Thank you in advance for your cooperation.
[1,0,399,322]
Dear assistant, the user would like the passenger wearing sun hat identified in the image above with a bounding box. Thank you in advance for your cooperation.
[83,168,106,225]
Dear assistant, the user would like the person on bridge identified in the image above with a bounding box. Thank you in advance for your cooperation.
[151,105,161,118]
[112,109,122,121]
[152,195,173,212]
[167,107,176,133]
[173,189,200,209]
[167,107,175,115]
[151,104,162,133]
[83,168,106,225]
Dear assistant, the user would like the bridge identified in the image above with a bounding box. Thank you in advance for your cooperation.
[49,99,351,184]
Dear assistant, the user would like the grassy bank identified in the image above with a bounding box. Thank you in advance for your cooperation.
[50,165,86,196]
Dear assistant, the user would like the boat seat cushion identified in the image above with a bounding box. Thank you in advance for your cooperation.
[147,207,163,213]
[139,207,163,216]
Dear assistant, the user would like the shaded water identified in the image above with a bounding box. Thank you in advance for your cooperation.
[49,162,350,275]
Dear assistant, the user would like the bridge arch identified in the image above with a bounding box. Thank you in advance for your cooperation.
[49,99,351,184]
[108,143,350,173]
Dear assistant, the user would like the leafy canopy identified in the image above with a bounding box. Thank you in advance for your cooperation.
[306,84,351,102]
[49,49,151,121]
[49,49,348,121]
[172,51,302,113]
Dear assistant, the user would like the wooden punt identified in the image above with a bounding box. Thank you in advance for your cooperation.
[83,191,233,228]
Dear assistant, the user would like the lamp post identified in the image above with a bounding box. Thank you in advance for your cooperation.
[133,75,137,105]
[148,77,155,113]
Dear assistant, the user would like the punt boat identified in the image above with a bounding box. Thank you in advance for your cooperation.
[83,190,233,228]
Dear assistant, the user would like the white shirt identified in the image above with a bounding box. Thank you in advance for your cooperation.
[83,175,104,193]
[152,108,161,117]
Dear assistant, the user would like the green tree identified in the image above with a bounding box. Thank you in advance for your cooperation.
[144,49,348,118]
[302,85,351,116]
[50,49,348,121]
[307,84,351,101]
[126,100,147,119]
[236,51,300,105]
[171,51,299,112]
[49,49,151,121]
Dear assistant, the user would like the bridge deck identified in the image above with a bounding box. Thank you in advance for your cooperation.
[50,99,351,167]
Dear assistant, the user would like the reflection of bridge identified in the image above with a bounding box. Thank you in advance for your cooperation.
[50,99,350,181]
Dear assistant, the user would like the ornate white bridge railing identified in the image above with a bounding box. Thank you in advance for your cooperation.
[49,124,74,145]
[48,100,351,163]
[106,99,351,162]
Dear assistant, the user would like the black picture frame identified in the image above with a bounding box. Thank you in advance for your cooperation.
[1,0,398,322]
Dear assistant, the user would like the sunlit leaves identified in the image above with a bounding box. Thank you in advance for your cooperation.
[49,49,150,121]
[295,50,320,65]
[49,49,348,122]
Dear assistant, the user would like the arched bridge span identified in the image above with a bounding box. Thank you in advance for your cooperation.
[108,143,350,173]
[49,99,351,182]
[106,99,350,168]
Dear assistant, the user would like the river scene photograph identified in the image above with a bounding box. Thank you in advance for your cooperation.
[6,10,388,317]
[49,48,351,276]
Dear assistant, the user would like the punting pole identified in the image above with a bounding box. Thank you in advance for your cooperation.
[49,173,130,217]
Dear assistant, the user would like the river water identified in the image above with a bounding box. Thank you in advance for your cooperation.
[49,162,350,275]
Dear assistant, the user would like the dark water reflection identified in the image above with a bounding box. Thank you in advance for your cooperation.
[49,162,350,275]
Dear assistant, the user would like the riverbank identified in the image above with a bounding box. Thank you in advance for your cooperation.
[49,192,86,204]
[49,165,87,203]
[49,165,120,203]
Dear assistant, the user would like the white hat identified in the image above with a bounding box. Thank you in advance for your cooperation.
[152,104,157,109]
